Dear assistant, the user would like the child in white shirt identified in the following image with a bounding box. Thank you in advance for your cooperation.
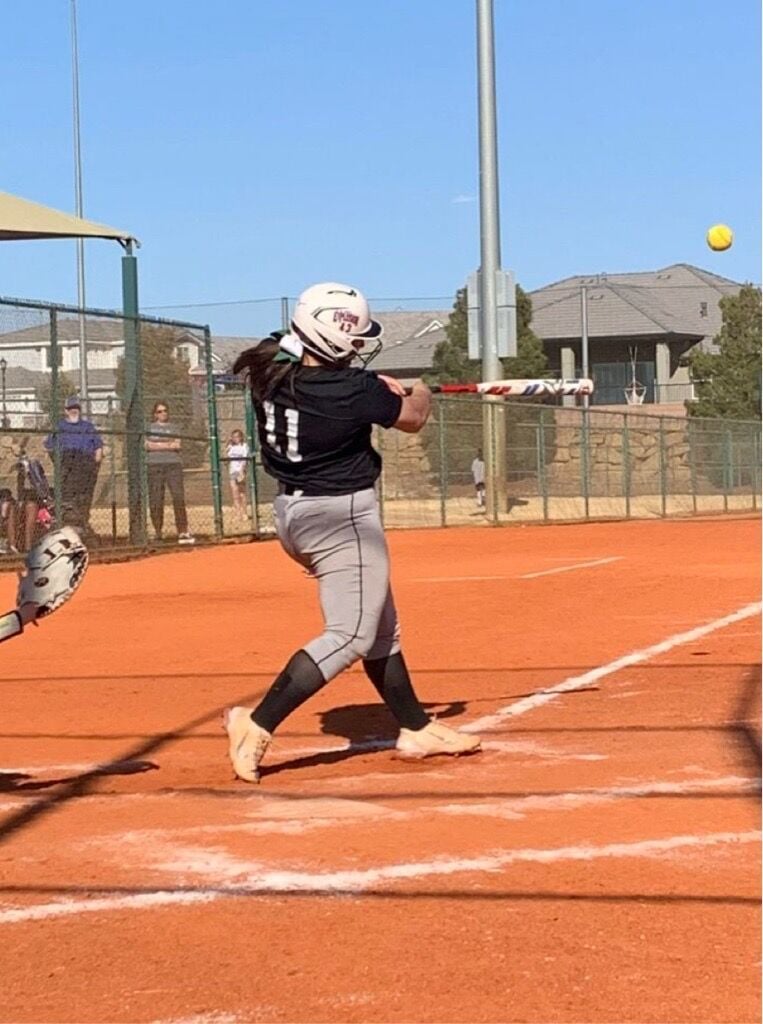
[226,429,249,521]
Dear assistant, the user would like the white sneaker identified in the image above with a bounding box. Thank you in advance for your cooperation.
[178,533,196,545]
[395,720,481,759]
[223,707,271,783]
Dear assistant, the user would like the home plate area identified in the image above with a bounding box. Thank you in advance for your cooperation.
[2,724,758,917]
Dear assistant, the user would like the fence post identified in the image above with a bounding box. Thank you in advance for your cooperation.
[753,428,760,512]
[107,394,117,544]
[537,410,548,521]
[438,399,447,527]
[203,325,224,539]
[490,401,500,524]
[581,407,590,519]
[688,420,698,514]
[121,245,146,546]
[243,387,260,537]
[376,425,385,528]
[49,309,63,526]
[659,417,667,517]
[722,424,731,513]
[622,413,630,518]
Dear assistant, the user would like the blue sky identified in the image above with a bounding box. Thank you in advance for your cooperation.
[1,0,760,336]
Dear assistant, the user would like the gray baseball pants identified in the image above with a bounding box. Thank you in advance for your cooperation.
[273,487,401,681]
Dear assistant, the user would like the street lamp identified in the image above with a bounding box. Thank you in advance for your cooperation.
[0,357,8,429]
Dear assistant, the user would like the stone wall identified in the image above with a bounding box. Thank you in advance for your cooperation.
[375,406,701,500]
[546,412,693,496]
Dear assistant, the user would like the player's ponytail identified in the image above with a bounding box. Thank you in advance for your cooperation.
[233,335,298,403]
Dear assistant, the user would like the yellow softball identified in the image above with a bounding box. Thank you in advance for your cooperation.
[706,224,733,251]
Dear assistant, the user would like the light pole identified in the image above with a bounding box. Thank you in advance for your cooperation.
[70,0,89,413]
[0,358,9,428]
[476,0,506,515]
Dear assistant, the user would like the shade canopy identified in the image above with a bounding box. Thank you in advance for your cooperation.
[0,191,137,244]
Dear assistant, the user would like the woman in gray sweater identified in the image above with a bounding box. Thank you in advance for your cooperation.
[145,401,194,544]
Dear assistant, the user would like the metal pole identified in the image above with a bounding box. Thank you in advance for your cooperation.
[203,325,224,539]
[476,0,505,516]
[376,426,385,528]
[437,399,447,527]
[0,359,7,428]
[107,394,117,543]
[722,425,731,513]
[50,310,63,526]
[122,241,146,546]
[476,0,502,385]
[243,387,260,537]
[537,411,548,521]
[581,408,590,519]
[280,297,290,332]
[659,417,668,516]
[70,0,88,413]
[580,283,590,409]
[622,414,631,518]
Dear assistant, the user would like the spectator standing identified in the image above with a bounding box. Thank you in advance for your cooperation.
[226,428,249,522]
[15,450,50,550]
[0,488,18,554]
[471,448,486,509]
[44,396,103,534]
[145,401,194,544]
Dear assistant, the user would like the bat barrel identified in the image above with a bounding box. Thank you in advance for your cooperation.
[405,379,594,397]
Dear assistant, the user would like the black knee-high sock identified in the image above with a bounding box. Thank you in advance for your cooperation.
[252,650,327,734]
[363,652,430,731]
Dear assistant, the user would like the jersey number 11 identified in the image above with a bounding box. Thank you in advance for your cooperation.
[263,401,302,463]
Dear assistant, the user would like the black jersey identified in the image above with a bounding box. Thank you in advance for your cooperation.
[255,366,403,495]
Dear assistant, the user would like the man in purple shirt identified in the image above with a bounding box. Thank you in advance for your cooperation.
[44,396,103,533]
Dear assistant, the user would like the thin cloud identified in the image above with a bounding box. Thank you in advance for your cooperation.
[451,194,476,204]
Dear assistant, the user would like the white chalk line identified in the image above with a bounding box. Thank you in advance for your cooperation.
[74,774,757,842]
[153,1014,242,1024]
[2,603,758,796]
[412,556,622,583]
[433,775,760,821]
[519,556,623,579]
[412,575,515,582]
[464,601,763,733]
[0,830,758,924]
[2,605,758,925]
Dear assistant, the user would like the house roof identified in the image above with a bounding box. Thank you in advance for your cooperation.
[374,310,450,346]
[529,263,744,343]
[3,366,48,389]
[210,335,259,369]
[373,326,447,372]
[207,313,453,373]
[0,317,202,347]
[2,366,116,390]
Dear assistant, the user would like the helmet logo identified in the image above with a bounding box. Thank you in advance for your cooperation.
[333,310,360,332]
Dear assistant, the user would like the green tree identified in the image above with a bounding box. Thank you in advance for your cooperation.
[35,371,78,428]
[687,285,761,421]
[115,324,207,466]
[429,283,549,384]
[424,283,553,487]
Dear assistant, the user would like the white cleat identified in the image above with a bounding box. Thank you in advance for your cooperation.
[223,706,272,783]
[395,720,481,759]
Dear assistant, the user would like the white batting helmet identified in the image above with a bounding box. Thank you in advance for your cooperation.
[290,282,383,364]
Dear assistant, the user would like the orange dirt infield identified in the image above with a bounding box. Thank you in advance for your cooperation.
[1,516,760,1024]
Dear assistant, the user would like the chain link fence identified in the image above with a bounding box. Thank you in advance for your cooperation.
[374,400,760,529]
[0,297,223,552]
[0,296,758,558]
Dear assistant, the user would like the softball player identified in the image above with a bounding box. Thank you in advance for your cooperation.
[225,282,481,782]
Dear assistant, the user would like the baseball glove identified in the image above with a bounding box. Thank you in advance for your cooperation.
[16,526,89,618]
